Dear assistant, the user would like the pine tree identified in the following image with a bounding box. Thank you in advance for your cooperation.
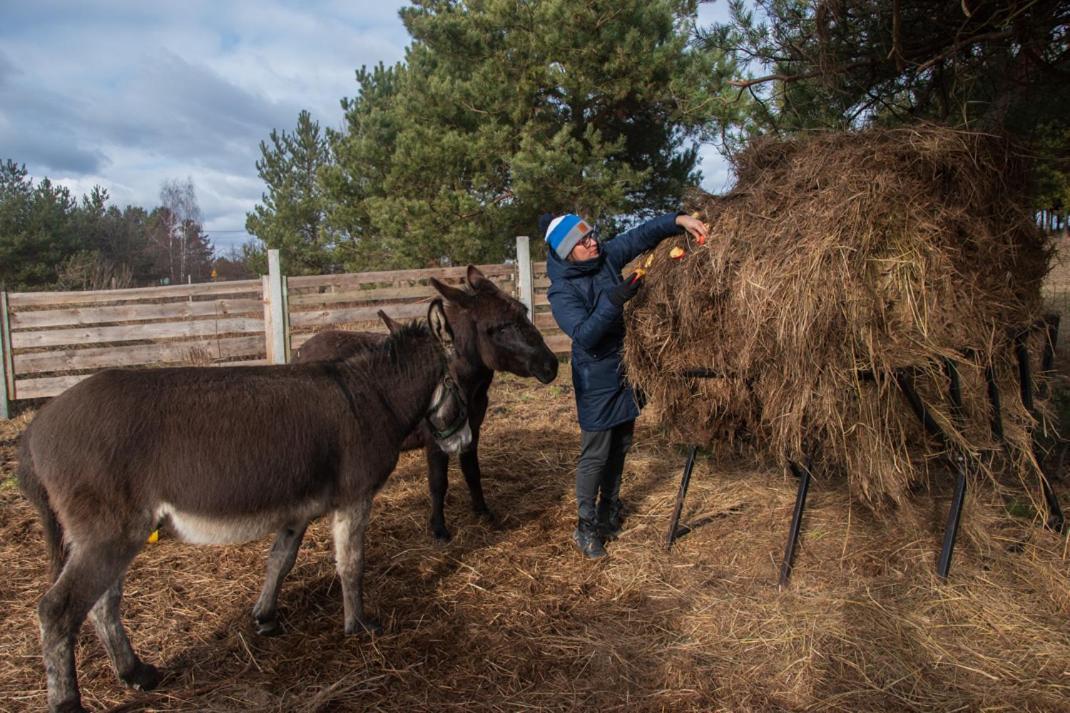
[711,0,1070,204]
[0,161,81,288]
[322,0,738,269]
[246,110,336,274]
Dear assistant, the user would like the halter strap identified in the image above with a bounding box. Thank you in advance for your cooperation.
[428,338,469,441]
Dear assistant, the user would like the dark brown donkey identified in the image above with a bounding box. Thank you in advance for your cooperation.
[19,301,474,713]
[294,265,558,546]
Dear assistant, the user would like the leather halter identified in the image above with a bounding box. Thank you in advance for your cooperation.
[427,339,468,441]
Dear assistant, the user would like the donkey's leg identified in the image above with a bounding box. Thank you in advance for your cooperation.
[39,536,143,713]
[459,432,494,521]
[426,445,452,542]
[460,388,493,521]
[252,522,309,636]
[88,579,160,691]
[333,498,381,636]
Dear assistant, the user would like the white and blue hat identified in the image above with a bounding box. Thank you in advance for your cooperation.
[544,213,594,259]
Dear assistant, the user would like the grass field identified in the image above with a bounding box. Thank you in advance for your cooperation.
[1,244,1069,712]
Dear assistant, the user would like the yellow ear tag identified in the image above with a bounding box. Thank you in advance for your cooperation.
[147,530,159,543]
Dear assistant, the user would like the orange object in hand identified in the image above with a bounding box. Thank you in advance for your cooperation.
[670,246,685,260]
[691,212,707,246]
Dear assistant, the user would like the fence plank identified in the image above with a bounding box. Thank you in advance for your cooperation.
[12,316,266,349]
[534,312,560,330]
[545,333,571,354]
[15,359,271,400]
[8,279,262,307]
[287,263,512,290]
[9,298,263,329]
[290,301,430,330]
[14,336,265,374]
[291,327,389,350]
[288,284,439,306]
[14,374,89,399]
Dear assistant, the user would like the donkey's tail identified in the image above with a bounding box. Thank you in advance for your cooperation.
[16,432,66,582]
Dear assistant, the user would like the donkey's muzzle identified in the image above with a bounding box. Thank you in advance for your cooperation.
[427,377,469,452]
[437,421,473,455]
[534,353,559,384]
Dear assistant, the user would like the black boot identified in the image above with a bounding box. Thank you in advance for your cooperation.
[572,519,607,559]
[598,499,625,542]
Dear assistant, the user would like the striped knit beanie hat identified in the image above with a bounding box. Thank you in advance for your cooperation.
[544,213,593,259]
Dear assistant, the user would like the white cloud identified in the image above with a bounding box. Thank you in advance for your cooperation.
[698,144,734,195]
[1,0,410,251]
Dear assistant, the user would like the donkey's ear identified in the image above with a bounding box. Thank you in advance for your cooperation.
[428,299,454,349]
[430,277,474,307]
[466,265,489,289]
[377,309,403,335]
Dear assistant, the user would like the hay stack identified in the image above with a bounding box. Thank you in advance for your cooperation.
[624,126,1053,508]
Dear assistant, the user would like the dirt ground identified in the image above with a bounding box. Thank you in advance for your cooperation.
[3,248,1070,711]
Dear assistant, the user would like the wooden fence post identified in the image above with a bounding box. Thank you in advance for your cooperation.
[262,274,273,364]
[515,235,534,315]
[1,289,13,419]
[264,249,290,364]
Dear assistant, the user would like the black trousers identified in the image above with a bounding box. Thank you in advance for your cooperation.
[576,420,635,526]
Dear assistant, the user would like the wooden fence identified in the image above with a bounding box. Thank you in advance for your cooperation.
[0,240,570,418]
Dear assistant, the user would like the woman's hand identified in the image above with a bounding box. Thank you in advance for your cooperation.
[675,214,709,245]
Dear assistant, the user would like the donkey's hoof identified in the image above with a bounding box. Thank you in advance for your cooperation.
[346,617,383,637]
[255,616,284,637]
[431,524,452,543]
[122,661,161,691]
[52,702,89,713]
[474,507,497,524]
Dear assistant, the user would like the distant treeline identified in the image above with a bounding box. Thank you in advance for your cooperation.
[0,161,254,291]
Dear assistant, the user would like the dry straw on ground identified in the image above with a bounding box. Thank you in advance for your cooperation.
[2,372,1069,712]
[625,125,1054,510]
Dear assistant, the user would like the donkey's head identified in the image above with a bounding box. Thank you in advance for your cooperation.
[430,266,558,384]
[382,302,473,454]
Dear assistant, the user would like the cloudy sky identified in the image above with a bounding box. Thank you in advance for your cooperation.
[1,1,734,253]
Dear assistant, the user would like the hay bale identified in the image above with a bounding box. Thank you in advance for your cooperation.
[624,126,1053,508]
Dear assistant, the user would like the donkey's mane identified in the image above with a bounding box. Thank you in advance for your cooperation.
[382,319,435,364]
[332,318,440,391]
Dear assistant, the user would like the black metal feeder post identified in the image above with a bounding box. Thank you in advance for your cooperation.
[985,364,1005,442]
[895,367,968,579]
[665,445,698,549]
[664,368,726,550]
[1015,329,1065,533]
[778,459,812,588]
[937,359,968,580]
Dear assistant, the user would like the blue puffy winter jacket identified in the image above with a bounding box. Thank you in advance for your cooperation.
[547,212,682,431]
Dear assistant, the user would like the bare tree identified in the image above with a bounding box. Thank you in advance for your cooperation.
[157,178,203,284]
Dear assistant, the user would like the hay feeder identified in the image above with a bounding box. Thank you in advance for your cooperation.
[664,315,1064,584]
[624,126,1067,584]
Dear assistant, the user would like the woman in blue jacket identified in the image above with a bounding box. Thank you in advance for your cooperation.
[542,211,708,558]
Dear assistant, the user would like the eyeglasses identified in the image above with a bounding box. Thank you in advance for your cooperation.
[578,233,597,248]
